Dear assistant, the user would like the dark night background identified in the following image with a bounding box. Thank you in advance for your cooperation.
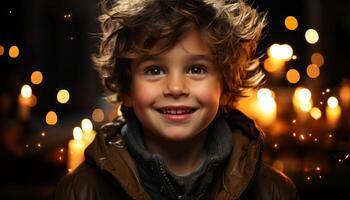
[1,0,350,199]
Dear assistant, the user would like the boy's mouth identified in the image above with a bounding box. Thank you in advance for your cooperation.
[155,106,197,115]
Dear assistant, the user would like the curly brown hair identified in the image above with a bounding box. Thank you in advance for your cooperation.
[92,0,266,113]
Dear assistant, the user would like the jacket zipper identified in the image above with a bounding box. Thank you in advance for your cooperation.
[157,160,183,200]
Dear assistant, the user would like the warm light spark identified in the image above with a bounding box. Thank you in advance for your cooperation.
[293,132,297,137]
[37,143,41,148]
[60,148,64,153]
[41,132,46,137]
[300,134,305,140]
[316,167,321,171]
[292,119,296,123]
[274,143,278,148]
[329,134,333,138]
[306,176,311,181]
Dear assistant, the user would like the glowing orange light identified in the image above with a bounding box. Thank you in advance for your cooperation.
[286,69,300,84]
[306,64,320,78]
[0,45,4,56]
[46,111,58,125]
[311,52,324,67]
[263,58,285,73]
[310,107,322,120]
[31,71,43,85]
[9,46,20,58]
[284,16,298,30]
[92,108,104,122]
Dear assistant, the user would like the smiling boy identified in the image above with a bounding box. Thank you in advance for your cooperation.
[55,0,299,199]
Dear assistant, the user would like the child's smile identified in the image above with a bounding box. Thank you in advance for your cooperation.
[124,28,222,142]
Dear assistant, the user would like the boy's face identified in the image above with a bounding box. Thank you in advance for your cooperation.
[124,28,222,142]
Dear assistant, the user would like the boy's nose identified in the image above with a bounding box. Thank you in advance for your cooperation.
[163,75,189,98]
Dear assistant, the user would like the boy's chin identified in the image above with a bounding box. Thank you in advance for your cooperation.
[155,129,206,143]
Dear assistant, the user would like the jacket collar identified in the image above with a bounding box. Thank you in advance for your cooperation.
[121,114,233,199]
[214,109,264,199]
[84,117,152,200]
[84,109,264,200]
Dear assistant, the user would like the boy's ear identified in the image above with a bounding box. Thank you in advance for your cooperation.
[120,94,133,107]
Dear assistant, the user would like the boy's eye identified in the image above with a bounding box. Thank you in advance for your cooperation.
[144,66,165,75]
[188,65,207,74]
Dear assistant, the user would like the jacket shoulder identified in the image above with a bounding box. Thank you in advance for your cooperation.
[54,162,129,200]
[254,163,299,200]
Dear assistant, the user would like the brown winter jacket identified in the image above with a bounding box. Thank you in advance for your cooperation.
[54,110,299,200]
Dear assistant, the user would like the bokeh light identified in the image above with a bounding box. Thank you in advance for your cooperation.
[306,64,320,78]
[327,96,339,108]
[21,84,32,98]
[31,71,43,85]
[305,29,319,44]
[264,58,285,73]
[9,45,20,58]
[310,107,322,120]
[46,111,58,125]
[311,52,324,67]
[81,118,93,132]
[286,69,300,83]
[73,127,83,140]
[284,16,298,30]
[268,44,293,60]
[92,108,104,122]
[0,45,4,56]
[57,89,70,104]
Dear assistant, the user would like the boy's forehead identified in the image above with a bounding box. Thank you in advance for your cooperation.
[140,28,213,60]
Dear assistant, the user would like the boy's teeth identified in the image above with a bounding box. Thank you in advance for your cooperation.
[161,109,192,114]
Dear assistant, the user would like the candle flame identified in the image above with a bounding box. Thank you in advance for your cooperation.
[73,127,83,140]
[327,96,338,108]
[81,118,93,132]
[21,84,32,98]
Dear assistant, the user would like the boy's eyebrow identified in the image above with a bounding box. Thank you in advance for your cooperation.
[136,54,214,64]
